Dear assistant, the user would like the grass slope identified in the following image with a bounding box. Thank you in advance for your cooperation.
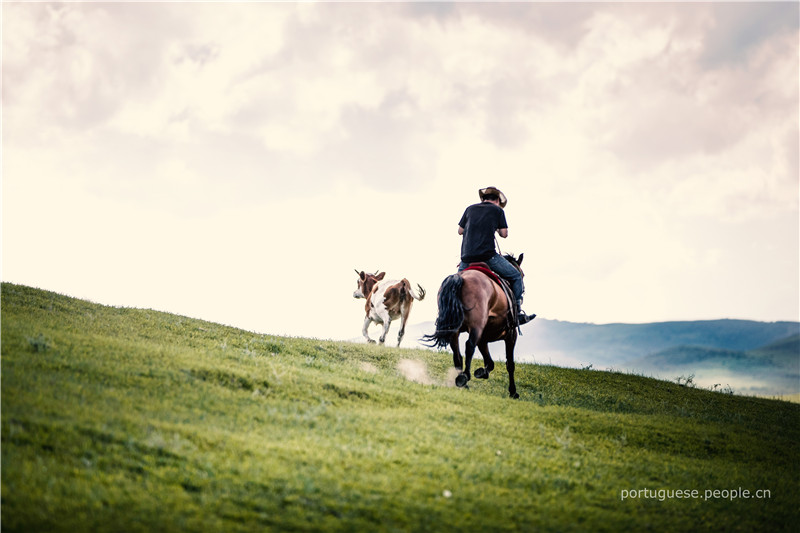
[2,283,799,532]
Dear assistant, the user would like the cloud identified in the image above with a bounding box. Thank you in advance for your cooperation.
[3,1,798,339]
[4,3,187,135]
[701,2,799,68]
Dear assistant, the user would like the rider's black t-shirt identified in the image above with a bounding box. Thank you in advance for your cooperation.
[459,202,508,263]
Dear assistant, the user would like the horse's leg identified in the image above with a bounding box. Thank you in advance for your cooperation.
[457,328,481,388]
[450,335,462,371]
[362,316,375,344]
[505,331,519,399]
[474,342,494,379]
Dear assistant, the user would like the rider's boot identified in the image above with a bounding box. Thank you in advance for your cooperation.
[517,302,536,325]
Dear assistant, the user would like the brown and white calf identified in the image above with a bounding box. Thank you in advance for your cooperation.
[353,270,426,346]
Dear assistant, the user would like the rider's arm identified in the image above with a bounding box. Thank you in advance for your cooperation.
[497,228,508,238]
[458,226,465,235]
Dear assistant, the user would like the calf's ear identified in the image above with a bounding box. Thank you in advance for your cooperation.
[518,253,524,266]
[376,272,386,280]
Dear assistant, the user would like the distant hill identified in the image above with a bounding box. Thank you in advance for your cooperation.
[749,334,800,371]
[625,333,800,397]
[629,335,800,372]
[515,318,799,365]
[630,345,750,368]
[405,318,800,397]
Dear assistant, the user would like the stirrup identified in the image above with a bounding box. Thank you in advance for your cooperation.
[517,308,536,326]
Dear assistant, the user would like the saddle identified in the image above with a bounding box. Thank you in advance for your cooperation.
[463,262,518,330]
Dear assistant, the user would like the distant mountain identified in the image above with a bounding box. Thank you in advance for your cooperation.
[515,318,799,366]
[403,318,800,397]
[748,334,800,372]
[625,335,800,397]
[629,335,800,373]
[629,345,750,368]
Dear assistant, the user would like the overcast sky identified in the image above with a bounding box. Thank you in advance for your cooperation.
[3,1,798,341]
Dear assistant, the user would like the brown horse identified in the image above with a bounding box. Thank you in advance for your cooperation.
[423,254,524,399]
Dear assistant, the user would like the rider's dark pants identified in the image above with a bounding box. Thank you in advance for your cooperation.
[458,254,524,303]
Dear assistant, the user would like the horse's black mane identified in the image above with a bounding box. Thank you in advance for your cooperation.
[502,253,524,274]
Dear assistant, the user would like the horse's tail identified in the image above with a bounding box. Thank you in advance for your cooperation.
[421,274,464,349]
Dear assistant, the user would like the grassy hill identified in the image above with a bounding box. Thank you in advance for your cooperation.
[2,283,799,532]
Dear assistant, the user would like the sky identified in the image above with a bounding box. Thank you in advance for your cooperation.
[3,1,799,342]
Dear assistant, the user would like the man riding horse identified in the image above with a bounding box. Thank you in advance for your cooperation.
[458,186,535,326]
[422,186,534,397]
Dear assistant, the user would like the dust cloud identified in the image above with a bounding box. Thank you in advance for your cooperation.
[397,359,435,386]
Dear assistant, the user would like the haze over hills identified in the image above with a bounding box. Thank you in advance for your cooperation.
[398,319,800,397]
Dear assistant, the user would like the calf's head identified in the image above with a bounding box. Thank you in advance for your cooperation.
[353,270,386,299]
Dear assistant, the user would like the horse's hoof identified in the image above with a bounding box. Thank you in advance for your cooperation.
[367,339,376,344]
[510,392,520,399]
[474,367,489,379]
[455,373,469,388]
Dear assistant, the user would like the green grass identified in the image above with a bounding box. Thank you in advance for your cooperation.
[2,282,799,532]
